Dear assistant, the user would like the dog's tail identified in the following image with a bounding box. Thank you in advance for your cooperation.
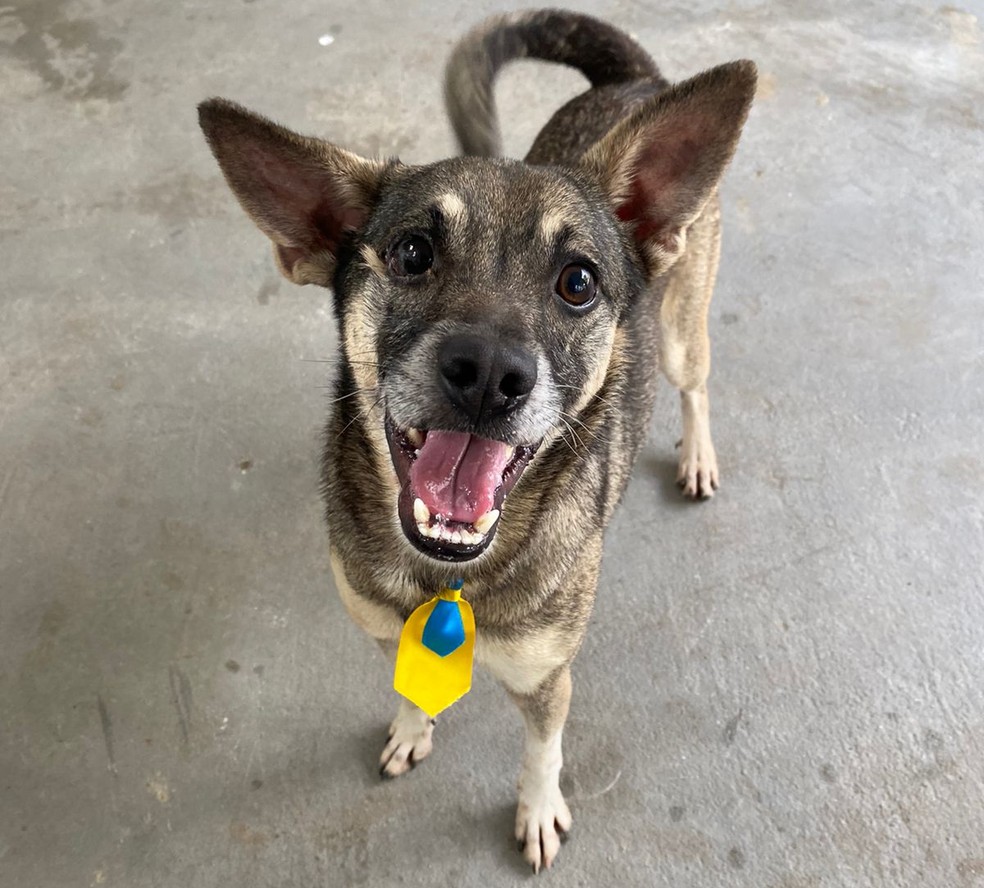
[445,10,661,157]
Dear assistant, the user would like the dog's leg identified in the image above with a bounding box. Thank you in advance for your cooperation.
[374,640,436,779]
[330,554,432,778]
[675,385,718,498]
[380,697,436,779]
[506,665,573,873]
[660,200,723,499]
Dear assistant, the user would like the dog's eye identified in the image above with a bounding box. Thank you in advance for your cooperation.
[389,236,434,277]
[556,264,597,308]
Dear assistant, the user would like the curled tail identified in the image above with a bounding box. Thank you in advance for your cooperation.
[444,9,661,157]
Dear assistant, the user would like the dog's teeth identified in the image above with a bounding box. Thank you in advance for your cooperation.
[406,427,424,448]
[473,509,500,535]
[450,531,462,544]
[413,497,430,525]
[460,529,481,546]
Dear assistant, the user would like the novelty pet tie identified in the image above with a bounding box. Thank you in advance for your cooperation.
[393,578,475,717]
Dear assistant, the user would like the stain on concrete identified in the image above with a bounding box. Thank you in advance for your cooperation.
[96,694,117,775]
[162,570,184,591]
[168,665,192,745]
[229,821,269,847]
[5,1,128,101]
[819,763,837,784]
[728,846,747,869]
[723,710,743,746]
[669,805,685,822]
[225,659,241,673]
[146,773,170,803]
[256,278,279,305]
[957,858,984,879]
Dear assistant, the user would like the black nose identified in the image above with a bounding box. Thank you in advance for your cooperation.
[437,333,538,423]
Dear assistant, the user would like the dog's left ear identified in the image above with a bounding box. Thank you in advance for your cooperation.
[581,60,757,276]
[198,98,388,286]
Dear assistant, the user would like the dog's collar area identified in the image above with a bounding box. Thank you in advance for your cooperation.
[393,578,474,717]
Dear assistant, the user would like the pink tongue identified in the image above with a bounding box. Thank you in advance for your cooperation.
[409,430,512,524]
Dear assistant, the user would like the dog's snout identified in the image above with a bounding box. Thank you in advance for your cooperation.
[438,333,537,423]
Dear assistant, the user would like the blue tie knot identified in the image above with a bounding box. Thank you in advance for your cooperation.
[421,598,465,657]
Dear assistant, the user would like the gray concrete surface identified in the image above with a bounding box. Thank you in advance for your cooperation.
[2,0,983,885]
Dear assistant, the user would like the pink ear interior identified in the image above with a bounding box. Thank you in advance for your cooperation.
[242,143,367,256]
[614,116,713,250]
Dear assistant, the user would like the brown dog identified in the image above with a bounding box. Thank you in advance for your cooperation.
[199,9,755,872]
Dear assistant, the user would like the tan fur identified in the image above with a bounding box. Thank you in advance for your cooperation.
[537,206,569,245]
[436,190,469,241]
[660,195,723,496]
[359,242,387,279]
[331,550,403,641]
[477,625,576,695]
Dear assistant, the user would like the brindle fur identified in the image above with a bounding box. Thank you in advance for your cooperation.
[199,9,755,872]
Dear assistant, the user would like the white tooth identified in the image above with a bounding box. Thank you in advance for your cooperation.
[406,427,424,448]
[416,521,429,537]
[473,509,500,535]
[413,497,429,525]
[451,531,462,544]
[461,530,481,546]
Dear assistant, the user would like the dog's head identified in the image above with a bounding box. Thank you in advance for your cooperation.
[199,62,754,563]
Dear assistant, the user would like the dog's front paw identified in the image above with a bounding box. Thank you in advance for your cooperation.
[676,432,719,499]
[515,780,572,873]
[379,700,435,779]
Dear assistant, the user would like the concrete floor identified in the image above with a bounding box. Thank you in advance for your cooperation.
[2,0,983,885]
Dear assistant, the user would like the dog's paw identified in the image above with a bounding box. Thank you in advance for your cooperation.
[676,434,719,499]
[515,781,572,873]
[379,702,435,779]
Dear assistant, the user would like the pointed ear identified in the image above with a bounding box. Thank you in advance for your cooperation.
[581,60,757,275]
[198,98,388,286]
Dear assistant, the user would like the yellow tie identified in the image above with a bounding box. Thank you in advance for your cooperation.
[393,579,475,717]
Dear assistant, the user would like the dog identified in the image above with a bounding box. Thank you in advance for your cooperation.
[199,9,756,872]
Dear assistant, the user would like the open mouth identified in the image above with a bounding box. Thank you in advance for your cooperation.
[384,415,539,562]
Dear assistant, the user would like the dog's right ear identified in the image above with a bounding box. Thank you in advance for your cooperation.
[198,98,388,286]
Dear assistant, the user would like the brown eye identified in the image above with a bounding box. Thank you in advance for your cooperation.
[556,264,597,308]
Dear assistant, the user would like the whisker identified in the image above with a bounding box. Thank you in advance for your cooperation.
[560,418,586,452]
[553,383,618,411]
[328,388,375,405]
[336,393,384,440]
[557,419,586,461]
[300,358,381,367]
